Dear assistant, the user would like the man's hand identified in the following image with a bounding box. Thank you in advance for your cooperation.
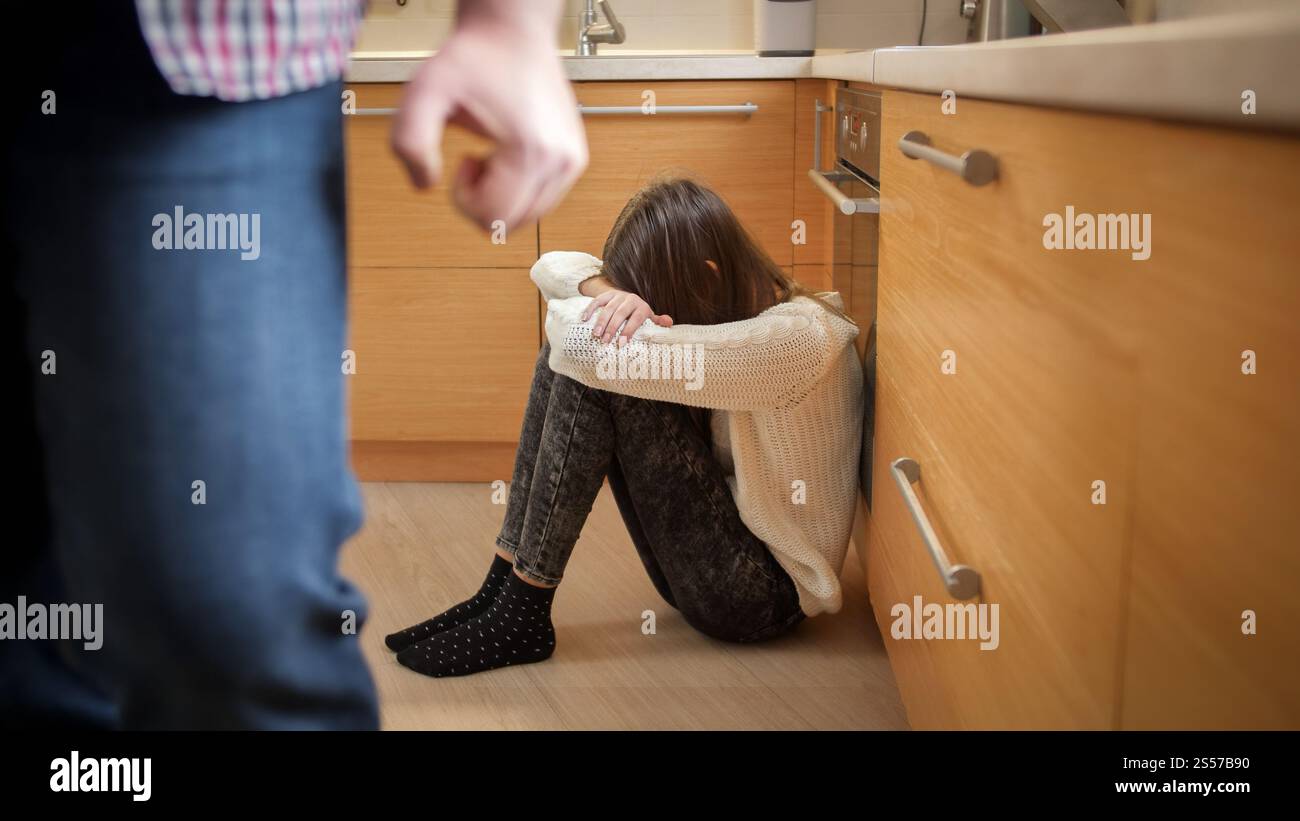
[582,289,674,345]
[390,0,587,231]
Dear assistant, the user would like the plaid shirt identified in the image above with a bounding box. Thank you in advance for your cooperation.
[134,0,366,102]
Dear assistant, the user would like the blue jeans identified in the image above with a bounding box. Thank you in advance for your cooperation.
[0,5,377,728]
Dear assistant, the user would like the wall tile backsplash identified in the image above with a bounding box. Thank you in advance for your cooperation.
[354,0,1292,55]
[355,0,969,54]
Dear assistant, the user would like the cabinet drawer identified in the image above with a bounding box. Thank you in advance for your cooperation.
[347,267,537,443]
[345,84,538,268]
[874,91,1146,727]
[868,365,1120,729]
[865,370,965,728]
[541,80,795,265]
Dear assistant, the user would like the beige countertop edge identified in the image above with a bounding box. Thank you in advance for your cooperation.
[346,54,816,83]
[821,9,1300,129]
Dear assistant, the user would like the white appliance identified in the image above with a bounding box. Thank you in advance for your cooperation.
[754,0,816,56]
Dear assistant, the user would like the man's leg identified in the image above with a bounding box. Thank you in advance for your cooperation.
[0,271,118,729]
[5,18,377,725]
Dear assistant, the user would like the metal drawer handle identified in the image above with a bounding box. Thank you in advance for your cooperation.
[577,103,758,115]
[898,130,998,186]
[352,103,760,117]
[890,457,981,600]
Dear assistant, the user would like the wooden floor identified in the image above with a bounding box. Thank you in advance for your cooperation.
[342,481,909,730]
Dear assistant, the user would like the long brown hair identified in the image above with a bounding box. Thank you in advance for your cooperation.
[602,176,795,325]
[599,176,849,438]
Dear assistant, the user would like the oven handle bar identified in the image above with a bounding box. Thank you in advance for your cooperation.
[808,168,880,216]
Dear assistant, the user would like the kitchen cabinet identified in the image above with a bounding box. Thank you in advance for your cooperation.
[794,78,837,292]
[864,87,1300,728]
[1119,123,1300,729]
[350,268,534,443]
[345,84,540,481]
[346,84,539,269]
[868,88,1140,729]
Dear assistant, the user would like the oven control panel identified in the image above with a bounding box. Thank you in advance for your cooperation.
[835,88,882,185]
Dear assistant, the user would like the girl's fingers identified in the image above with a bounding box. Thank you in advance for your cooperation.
[581,289,614,321]
[593,294,625,338]
[587,293,663,343]
[621,306,651,341]
[602,300,636,343]
[585,292,613,323]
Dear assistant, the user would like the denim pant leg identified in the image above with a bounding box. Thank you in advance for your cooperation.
[495,344,561,559]
[496,352,804,642]
[0,276,118,729]
[2,14,377,728]
[499,355,615,586]
[602,395,806,643]
[606,458,678,611]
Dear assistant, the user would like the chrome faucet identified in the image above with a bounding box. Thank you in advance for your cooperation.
[577,0,626,56]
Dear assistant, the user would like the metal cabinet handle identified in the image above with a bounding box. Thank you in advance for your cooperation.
[351,104,760,118]
[890,457,981,600]
[898,130,998,186]
[577,103,758,115]
[812,98,831,171]
[808,98,879,215]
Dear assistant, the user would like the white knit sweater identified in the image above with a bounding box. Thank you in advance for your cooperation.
[531,251,864,616]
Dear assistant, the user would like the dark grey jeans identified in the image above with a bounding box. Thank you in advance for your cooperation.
[495,345,806,643]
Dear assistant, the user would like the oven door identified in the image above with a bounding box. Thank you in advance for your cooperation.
[807,163,880,507]
[828,170,880,510]
[809,93,881,508]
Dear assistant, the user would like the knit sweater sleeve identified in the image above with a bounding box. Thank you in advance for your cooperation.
[529,250,604,301]
[543,293,852,411]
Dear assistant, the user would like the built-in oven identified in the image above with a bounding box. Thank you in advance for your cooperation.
[807,87,881,508]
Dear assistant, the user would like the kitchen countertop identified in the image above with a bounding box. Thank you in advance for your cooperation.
[347,8,1300,129]
[818,7,1300,129]
[348,50,820,83]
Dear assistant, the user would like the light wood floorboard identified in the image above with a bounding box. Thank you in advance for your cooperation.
[341,481,908,730]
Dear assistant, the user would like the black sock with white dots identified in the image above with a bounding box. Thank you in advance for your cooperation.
[396,572,557,678]
[384,554,513,652]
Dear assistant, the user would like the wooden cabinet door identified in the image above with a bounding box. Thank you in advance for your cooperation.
[345,84,538,269]
[344,84,541,480]
[871,90,1144,728]
[348,266,537,443]
[792,78,838,290]
[1120,125,1300,729]
[540,81,795,266]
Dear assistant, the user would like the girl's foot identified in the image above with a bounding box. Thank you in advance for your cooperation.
[396,572,557,677]
[384,554,513,652]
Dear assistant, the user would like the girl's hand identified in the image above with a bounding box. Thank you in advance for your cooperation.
[581,289,674,344]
